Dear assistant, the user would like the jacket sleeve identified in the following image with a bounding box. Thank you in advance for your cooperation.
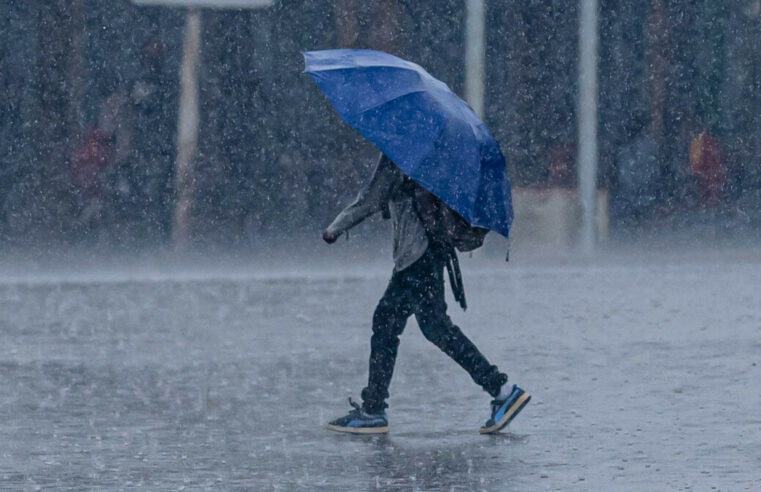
[325,153,398,237]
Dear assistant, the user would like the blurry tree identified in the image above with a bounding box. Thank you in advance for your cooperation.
[334,0,358,48]
[721,1,761,206]
[23,0,86,241]
[3,0,761,247]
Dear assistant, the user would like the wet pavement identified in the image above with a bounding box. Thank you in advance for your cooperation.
[1,251,761,490]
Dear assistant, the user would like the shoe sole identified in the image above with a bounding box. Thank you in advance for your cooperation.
[325,423,389,435]
[479,392,531,434]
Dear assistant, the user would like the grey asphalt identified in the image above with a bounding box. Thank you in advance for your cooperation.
[1,247,760,490]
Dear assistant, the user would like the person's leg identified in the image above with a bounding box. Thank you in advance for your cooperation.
[360,270,416,413]
[411,254,530,433]
[413,258,507,397]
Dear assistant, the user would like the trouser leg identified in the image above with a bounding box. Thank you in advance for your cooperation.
[418,313,507,396]
[361,273,414,413]
[414,256,508,397]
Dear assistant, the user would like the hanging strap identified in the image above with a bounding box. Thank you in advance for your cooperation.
[444,245,467,311]
[404,176,467,311]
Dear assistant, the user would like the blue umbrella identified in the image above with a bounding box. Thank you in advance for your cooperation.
[303,49,513,238]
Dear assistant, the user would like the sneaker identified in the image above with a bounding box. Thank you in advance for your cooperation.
[326,398,388,434]
[479,385,531,434]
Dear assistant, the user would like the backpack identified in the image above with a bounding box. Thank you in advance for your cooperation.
[409,182,488,252]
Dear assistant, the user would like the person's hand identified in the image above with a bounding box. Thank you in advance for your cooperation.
[322,230,340,244]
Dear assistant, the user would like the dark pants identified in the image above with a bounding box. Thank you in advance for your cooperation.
[361,247,507,413]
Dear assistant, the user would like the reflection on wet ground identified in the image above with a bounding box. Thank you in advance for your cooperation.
[1,259,761,489]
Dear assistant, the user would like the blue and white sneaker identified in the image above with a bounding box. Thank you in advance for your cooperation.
[326,398,388,434]
[480,385,531,434]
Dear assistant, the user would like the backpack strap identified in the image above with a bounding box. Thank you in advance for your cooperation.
[403,177,468,311]
[444,245,467,311]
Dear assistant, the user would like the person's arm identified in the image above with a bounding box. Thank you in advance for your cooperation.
[323,153,398,243]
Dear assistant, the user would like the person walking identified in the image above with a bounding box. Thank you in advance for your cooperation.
[323,153,530,434]
[304,49,528,434]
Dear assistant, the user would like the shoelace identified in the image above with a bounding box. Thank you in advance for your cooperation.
[348,397,363,415]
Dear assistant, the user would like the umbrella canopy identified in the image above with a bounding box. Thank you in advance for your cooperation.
[303,49,512,238]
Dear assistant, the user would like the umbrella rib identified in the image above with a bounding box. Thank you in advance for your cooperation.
[304,63,427,76]
[405,119,448,186]
[356,88,428,115]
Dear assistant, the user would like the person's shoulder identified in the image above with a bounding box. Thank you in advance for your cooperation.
[377,153,394,168]
[374,153,401,178]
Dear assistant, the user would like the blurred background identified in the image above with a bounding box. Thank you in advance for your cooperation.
[2,0,761,254]
[4,4,761,489]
